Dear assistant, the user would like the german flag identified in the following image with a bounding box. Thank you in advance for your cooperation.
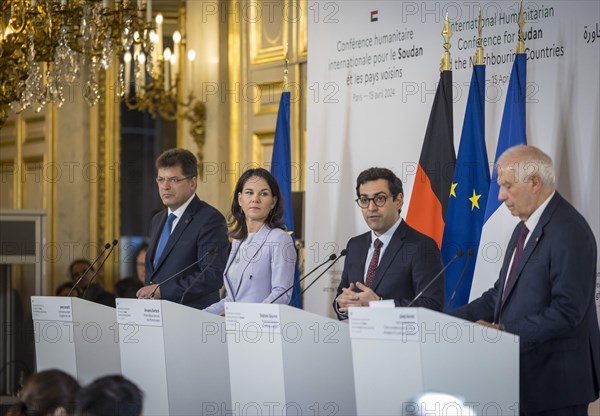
[406,70,455,248]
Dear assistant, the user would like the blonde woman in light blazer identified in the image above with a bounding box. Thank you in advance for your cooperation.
[205,168,296,315]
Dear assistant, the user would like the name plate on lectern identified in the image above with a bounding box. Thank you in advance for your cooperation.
[225,302,281,334]
[116,298,163,326]
[31,296,73,322]
[349,307,419,341]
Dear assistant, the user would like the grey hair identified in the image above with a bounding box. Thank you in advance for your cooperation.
[497,145,555,187]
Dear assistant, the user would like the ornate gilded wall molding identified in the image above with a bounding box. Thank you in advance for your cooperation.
[90,66,120,286]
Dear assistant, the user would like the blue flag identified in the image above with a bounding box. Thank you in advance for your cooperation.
[470,53,528,300]
[441,64,489,311]
[485,53,528,222]
[270,91,302,308]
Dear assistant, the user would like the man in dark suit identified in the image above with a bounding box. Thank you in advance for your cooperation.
[334,167,443,319]
[452,145,600,415]
[136,149,228,309]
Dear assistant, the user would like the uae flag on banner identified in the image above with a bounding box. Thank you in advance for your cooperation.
[406,70,456,248]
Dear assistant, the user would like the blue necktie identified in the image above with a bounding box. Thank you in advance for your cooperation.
[153,213,176,268]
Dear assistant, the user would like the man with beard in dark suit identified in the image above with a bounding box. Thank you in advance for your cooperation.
[334,167,444,319]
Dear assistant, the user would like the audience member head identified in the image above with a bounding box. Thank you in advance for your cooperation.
[355,167,404,236]
[75,375,143,416]
[135,243,149,283]
[229,168,285,240]
[69,259,94,288]
[55,282,79,297]
[7,369,79,416]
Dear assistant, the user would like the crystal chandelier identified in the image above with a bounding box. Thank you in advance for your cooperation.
[122,12,198,121]
[0,0,202,131]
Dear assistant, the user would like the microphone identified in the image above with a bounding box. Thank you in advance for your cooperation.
[180,248,221,304]
[289,249,348,306]
[407,249,464,307]
[67,242,111,297]
[446,247,475,309]
[270,252,338,304]
[82,240,118,299]
[149,247,218,299]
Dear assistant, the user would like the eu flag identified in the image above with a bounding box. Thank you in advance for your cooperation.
[270,91,302,307]
[441,64,489,311]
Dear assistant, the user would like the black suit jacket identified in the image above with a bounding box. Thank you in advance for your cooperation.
[452,192,600,413]
[145,195,229,309]
[334,220,444,319]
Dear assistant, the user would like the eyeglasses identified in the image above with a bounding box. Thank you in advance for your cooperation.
[355,193,393,208]
[156,176,193,185]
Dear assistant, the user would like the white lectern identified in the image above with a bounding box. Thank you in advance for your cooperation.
[349,307,519,415]
[116,298,230,416]
[31,296,120,384]
[225,303,356,416]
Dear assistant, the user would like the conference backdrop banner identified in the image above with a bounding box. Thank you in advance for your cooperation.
[306,1,600,318]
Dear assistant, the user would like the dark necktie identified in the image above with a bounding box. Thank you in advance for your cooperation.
[365,238,383,288]
[154,213,176,268]
[502,223,529,305]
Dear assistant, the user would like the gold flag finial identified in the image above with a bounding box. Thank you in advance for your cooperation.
[474,8,484,65]
[283,43,289,92]
[516,0,525,53]
[440,13,452,71]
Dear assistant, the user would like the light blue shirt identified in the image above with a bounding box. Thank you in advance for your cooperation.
[166,193,196,231]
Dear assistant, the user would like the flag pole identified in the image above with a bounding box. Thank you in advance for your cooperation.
[440,14,452,72]
[474,9,484,65]
[516,1,525,54]
[283,42,289,92]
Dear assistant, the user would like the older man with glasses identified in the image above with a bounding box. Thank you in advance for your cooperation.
[136,148,228,309]
[333,167,444,319]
